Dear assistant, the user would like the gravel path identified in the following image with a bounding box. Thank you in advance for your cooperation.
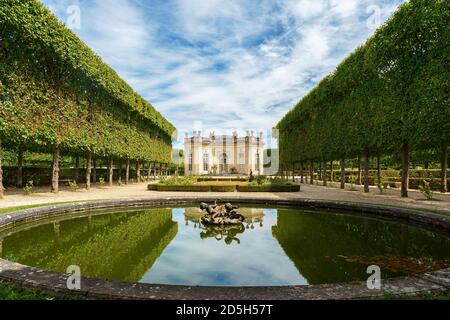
[0,181,449,215]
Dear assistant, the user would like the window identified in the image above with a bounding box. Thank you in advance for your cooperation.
[220,153,228,173]
[188,154,193,171]
[256,153,260,171]
[222,153,227,165]
[203,153,209,171]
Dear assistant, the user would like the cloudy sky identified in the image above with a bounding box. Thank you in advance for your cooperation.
[41,0,404,147]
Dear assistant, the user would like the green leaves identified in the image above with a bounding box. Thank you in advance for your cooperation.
[277,0,449,166]
[0,0,173,163]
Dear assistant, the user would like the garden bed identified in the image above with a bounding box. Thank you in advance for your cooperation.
[148,184,300,192]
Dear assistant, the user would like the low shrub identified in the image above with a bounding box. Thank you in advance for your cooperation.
[238,185,300,192]
[68,180,79,191]
[154,185,211,192]
[160,176,194,186]
[23,180,34,195]
[147,184,300,192]
[210,185,236,192]
[197,177,247,182]
[419,181,434,200]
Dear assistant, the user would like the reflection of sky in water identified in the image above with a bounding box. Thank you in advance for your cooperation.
[140,208,307,286]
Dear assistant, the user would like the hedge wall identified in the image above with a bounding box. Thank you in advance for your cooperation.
[0,0,175,194]
[276,0,449,196]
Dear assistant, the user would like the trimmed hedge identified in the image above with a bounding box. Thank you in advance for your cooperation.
[0,0,174,162]
[277,0,449,181]
[148,185,210,192]
[148,184,301,192]
[210,185,237,192]
[196,178,248,182]
[237,185,300,192]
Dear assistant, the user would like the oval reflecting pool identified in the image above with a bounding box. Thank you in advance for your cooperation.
[1,206,449,286]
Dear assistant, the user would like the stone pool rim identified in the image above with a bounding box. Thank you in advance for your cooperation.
[0,197,449,300]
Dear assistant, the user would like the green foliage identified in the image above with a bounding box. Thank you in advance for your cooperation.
[377,181,389,195]
[349,175,357,191]
[160,176,194,186]
[68,180,79,191]
[148,183,300,192]
[98,176,105,186]
[23,180,33,195]
[0,281,52,300]
[277,0,449,167]
[0,0,174,163]
[419,181,434,200]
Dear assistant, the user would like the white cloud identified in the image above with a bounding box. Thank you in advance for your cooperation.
[40,0,406,148]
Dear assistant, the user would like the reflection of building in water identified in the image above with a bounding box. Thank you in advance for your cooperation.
[184,207,265,244]
[0,209,178,283]
[185,207,264,226]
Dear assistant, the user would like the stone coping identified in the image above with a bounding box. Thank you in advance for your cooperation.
[0,197,449,300]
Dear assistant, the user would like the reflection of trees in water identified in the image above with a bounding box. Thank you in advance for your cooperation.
[273,209,450,285]
[1,209,178,283]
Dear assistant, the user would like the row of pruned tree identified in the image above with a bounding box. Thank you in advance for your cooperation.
[276,0,449,197]
[0,0,175,197]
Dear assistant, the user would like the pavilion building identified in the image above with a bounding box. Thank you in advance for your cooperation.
[184,131,264,176]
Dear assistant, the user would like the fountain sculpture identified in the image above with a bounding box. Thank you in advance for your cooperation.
[199,201,245,225]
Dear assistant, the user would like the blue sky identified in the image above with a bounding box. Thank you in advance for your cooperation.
[41,0,405,148]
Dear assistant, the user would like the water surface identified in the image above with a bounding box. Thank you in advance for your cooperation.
[1,206,449,286]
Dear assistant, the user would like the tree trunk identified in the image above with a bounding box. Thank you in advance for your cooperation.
[377,154,381,186]
[330,161,334,183]
[136,161,141,182]
[92,157,97,183]
[17,146,24,188]
[292,163,295,182]
[322,161,327,186]
[108,158,113,187]
[401,142,409,198]
[340,158,346,189]
[309,161,314,185]
[319,162,323,182]
[125,158,130,185]
[357,156,362,185]
[0,139,4,199]
[147,162,151,181]
[300,161,304,184]
[441,145,448,193]
[118,160,122,183]
[51,147,60,193]
[73,155,79,182]
[153,163,157,180]
[363,149,370,193]
[86,152,92,190]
